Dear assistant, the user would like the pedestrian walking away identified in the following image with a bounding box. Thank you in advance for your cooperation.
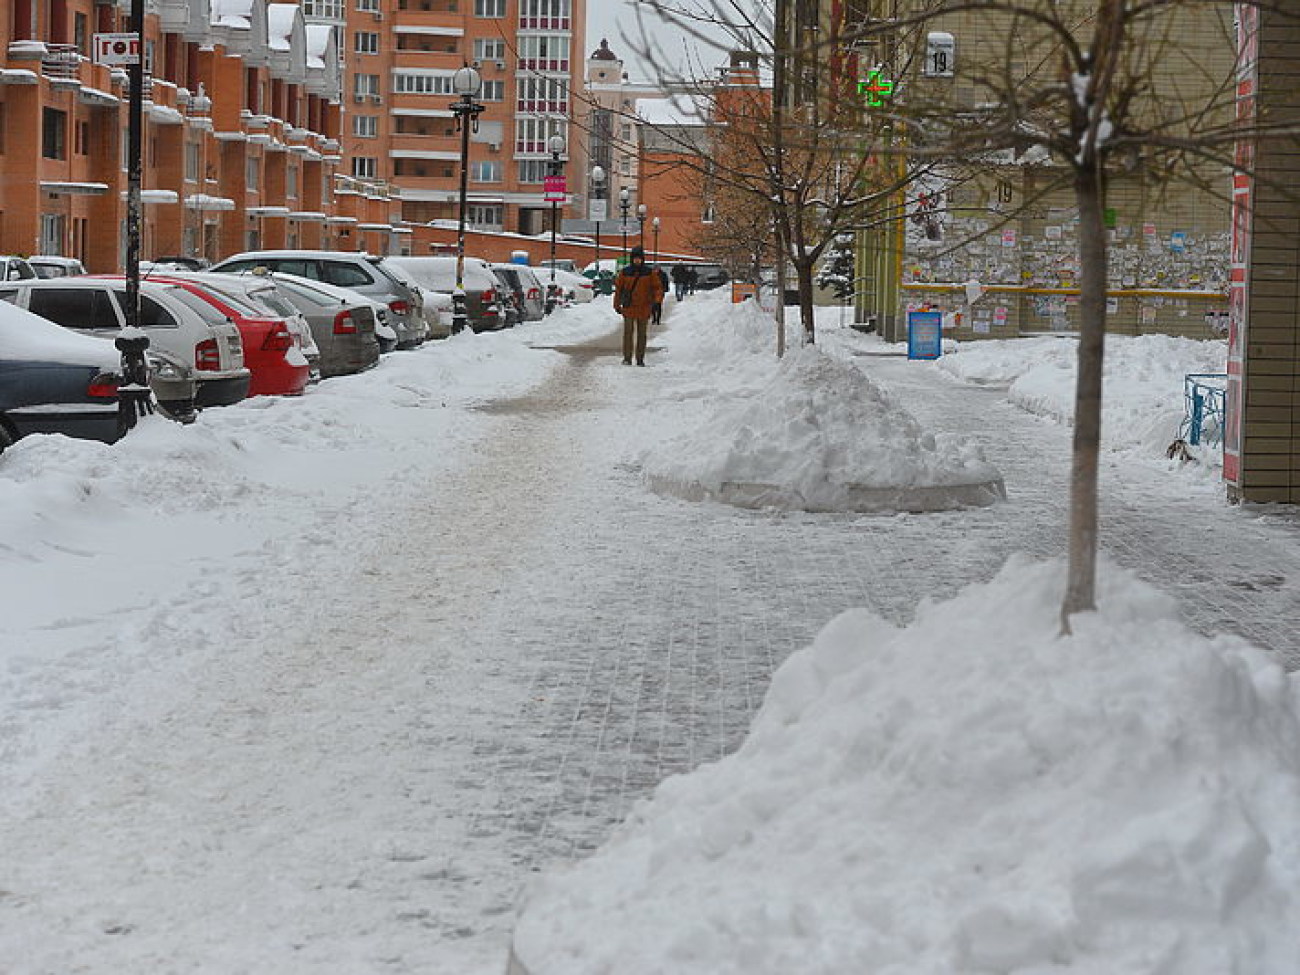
[652,265,669,326]
[613,246,664,366]
[670,263,688,301]
[685,266,698,295]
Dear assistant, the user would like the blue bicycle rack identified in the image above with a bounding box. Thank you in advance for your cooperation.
[1179,373,1228,447]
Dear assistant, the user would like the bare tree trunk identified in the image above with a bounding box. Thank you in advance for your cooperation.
[796,256,817,344]
[774,220,788,358]
[1061,162,1107,631]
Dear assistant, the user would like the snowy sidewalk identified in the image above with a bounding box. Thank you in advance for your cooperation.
[1,297,1297,973]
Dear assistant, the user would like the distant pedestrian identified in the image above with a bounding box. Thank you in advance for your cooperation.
[653,266,669,326]
[685,266,699,295]
[613,246,664,366]
[670,263,688,301]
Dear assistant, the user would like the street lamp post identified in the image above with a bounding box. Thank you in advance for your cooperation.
[652,216,661,265]
[619,187,630,259]
[546,134,566,314]
[590,164,606,295]
[118,0,152,434]
[637,203,647,249]
[450,65,485,334]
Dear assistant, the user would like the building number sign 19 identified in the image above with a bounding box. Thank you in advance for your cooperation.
[924,32,955,78]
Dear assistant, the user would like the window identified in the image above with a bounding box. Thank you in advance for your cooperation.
[481,80,504,101]
[621,123,633,141]
[516,76,567,114]
[392,71,455,95]
[517,159,549,183]
[111,292,180,328]
[39,214,65,256]
[473,38,506,60]
[471,161,501,182]
[519,0,571,29]
[467,204,502,228]
[28,289,119,330]
[517,34,569,72]
[514,116,565,156]
[352,156,378,178]
[42,108,67,160]
[303,0,345,17]
[185,140,201,181]
[287,164,299,199]
[354,31,379,54]
[356,0,380,9]
[74,12,89,55]
[353,115,379,137]
[246,156,261,190]
[75,121,89,156]
[621,156,631,175]
[323,262,374,287]
[474,0,505,15]
[354,73,380,97]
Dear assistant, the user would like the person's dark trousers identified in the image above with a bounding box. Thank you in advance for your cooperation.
[623,316,649,365]
[652,303,662,327]
[675,284,686,300]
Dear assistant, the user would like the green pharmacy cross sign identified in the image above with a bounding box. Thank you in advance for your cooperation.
[858,69,895,107]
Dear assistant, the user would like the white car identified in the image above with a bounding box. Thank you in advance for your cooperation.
[538,266,595,304]
[28,256,87,279]
[0,277,249,416]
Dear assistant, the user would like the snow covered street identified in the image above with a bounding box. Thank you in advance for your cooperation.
[3,293,1298,972]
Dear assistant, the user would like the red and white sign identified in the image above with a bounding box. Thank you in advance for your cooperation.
[93,33,140,66]
[544,175,567,203]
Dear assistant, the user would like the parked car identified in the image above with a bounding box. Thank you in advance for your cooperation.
[420,289,455,339]
[537,266,595,305]
[156,271,322,383]
[1,256,37,281]
[217,270,381,379]
[210,250,425,349]
[493,264,547,322]
[141,274,312,397]
[492,270,522,329]
[384,256,504,332]
[0,299,125,452]
[377,263,444,340]
[28,256,87,279]
[1,277,248,416]
[538,258,577,273]
[681,262,730,290]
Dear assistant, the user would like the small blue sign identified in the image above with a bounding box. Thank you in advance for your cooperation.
[907,311,943,360]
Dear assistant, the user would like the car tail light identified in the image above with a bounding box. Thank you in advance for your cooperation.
[388,299,410,316]
[333,309,358,334]
[527,287,541,301]
[480,288,495,304]
[262,323,294,352]
[86,372,120,400]
[195,338,222,371]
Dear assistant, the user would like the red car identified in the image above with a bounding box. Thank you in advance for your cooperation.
[140,275,310,397]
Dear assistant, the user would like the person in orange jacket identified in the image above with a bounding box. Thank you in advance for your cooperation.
[612,246,664,366]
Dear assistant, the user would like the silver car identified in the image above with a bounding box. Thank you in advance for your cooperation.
[210,250,426,349]
[221,270,382,378]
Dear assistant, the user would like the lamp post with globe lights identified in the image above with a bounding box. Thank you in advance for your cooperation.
[450,64,485,334]
[545,134,566,314]
[637,203,647,249]
[652,216,661,265]
[590,165,607,294]
[619,186,631,260]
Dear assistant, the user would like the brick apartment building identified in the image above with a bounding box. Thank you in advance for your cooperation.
[1,0,586,269]
[311,0,585,240]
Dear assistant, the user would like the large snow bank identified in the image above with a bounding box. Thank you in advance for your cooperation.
[642,301,1004,512]
[934,333,1227,457]
[512,557,1300,975]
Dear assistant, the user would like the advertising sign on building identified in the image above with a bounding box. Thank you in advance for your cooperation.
[544,175,567,202]
[94,33,140,66]
[907,311,944,360]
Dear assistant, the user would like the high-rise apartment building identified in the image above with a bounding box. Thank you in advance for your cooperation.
[305,0,585,238]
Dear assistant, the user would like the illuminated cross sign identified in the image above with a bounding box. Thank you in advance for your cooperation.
[858,69,895,107]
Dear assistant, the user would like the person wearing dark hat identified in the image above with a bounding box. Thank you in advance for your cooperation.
[612,246,664,366]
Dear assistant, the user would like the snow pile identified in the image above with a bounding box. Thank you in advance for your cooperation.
[934,333,1227,456]
[643,305,1004,512]
[512,557,1300,975]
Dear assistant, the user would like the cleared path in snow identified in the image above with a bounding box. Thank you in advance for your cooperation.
[3,311,1297,975]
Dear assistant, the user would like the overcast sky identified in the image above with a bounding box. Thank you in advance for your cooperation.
[586,0,746,86]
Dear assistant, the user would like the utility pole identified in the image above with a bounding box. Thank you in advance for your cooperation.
[118,0,152,431]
